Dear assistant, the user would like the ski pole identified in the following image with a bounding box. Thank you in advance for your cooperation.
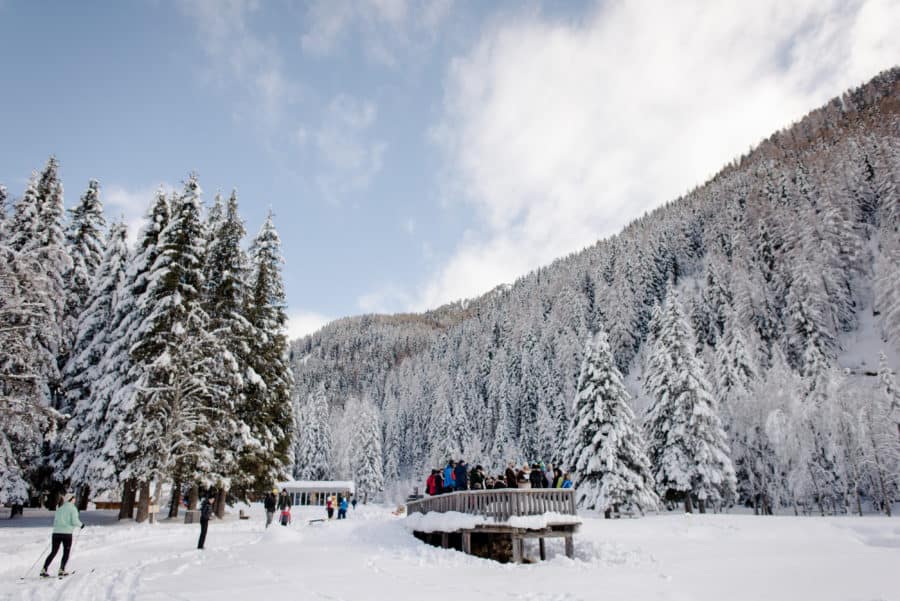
[19,541,51,581]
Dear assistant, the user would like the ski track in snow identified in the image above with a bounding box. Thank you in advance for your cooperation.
[2,504,898,601]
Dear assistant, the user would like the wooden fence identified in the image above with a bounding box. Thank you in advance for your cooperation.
[406,488,576,522]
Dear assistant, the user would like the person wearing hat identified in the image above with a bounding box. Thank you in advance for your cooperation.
[264,490,277,528]
[40,492,83,577]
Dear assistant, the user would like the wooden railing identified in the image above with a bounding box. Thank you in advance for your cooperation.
[406,488,577,522]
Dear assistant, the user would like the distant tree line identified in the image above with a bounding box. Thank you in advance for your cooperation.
[291,68,900,516]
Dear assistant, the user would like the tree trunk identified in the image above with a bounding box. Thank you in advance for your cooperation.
[188,485,199,510]
[215,487,226,519]
[119,479,137,520]
[683,495,693,514]
[698,498,706,514]
[135,481,151,523]
[77,484,90,511]
[168,478,182,519]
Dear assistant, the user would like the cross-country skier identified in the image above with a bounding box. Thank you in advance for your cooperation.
[40,492,83,577]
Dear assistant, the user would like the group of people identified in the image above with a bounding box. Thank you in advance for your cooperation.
[263,488,357,527]
[425,460,573,495]
[325,494,355,519]
[263,489,293,527]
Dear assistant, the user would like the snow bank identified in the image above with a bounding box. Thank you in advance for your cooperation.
[507,511,582,529]
[402,511,487,532]
[3,505,899,601]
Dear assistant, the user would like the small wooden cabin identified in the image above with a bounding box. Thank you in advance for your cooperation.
[276,480,355,506]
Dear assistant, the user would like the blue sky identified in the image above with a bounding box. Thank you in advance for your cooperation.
[1,1,897,339]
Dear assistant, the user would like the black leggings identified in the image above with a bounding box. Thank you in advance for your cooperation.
[43,533,73,571]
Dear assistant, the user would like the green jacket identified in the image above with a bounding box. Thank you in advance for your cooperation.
[52,501,82,534]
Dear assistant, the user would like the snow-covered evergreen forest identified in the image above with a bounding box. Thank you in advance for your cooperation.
[290,68,900,515]
[0,168,293,518]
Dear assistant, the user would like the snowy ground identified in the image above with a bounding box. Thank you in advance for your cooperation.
[1,504,897,601]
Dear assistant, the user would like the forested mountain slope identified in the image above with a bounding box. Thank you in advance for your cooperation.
[290,68,900,512]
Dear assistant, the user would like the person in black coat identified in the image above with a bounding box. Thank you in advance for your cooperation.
[198,495,215,550]
[278,489,291,510]
[454,460,468,491]
[264,492,277,528]
[529,463,545,488]
[505,463,518,489]
[469,465,485,490]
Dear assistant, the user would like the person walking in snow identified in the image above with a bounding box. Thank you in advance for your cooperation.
[277,488,291,512]
[264,491,277,527]
[198,494,214,549]
[326,495,335,519]
[40,493,83,577]
[338,496,349,519]
[351,496,357,510]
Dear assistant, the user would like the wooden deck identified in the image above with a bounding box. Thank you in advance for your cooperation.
[406,489,580,563]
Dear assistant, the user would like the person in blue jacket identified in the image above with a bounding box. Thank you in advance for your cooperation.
[41,493,83,577]
[442,460,456,493]
[562,472,574,488]
[337,496,349,519]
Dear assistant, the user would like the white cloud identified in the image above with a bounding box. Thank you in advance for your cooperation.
[418,0,900,310]
[286,309,332,340]
[358,284,414,314]
[179,0,301,128]
[300,0,453,66]
[313,94,386,202]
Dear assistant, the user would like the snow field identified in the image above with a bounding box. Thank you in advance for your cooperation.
[2,504,898,601]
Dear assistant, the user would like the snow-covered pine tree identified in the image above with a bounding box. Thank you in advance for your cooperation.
[562,330,658,517]
[0,221,58,504]
[12,158,71,414]
[713,307,763,508]
[76,189,169,513]
[713,307,757,406]
[0,184,8,235]
[3,158,72,505]
[877,353,899,442]
[201,190,255,498]
[7,173,40,253]
[294,383,332,480]
[109,175,240,521]
[243,211,294,489]
[62,179,107,369]
[798,347,843,516]
[643,294,736,513]
[349,395,384,504]
[56,221,129,501]
[858,353,900,515]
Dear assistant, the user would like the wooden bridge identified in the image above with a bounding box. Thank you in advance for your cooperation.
[406,488,580,563]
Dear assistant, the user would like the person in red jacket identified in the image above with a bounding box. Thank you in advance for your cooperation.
[426,469,442,495]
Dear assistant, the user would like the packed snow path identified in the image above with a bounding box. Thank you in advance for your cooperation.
[1,504,897,601]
